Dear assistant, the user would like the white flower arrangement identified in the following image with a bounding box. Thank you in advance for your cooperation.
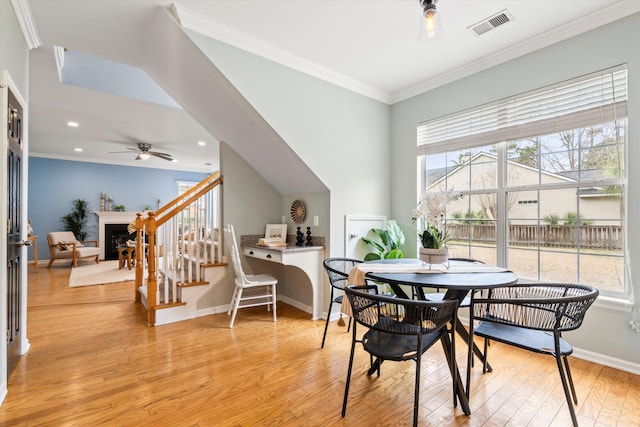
[411,188,463,249]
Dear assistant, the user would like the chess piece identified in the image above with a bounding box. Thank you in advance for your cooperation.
[305,227,313,246]
[296,226,304,246]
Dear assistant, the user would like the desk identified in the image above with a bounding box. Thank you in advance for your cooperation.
[362,259,518,415]
[243,244,324,320]
[28,235,38,272]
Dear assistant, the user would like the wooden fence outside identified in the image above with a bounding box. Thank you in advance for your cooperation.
[447,223,623,250]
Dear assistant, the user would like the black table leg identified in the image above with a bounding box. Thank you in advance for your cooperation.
[455,317,492,373]
[440,333,471,416]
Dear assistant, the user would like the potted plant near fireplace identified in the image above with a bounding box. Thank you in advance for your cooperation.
[62,198,89,241]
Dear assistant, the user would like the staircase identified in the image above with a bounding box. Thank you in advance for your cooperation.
[133,172,226,325]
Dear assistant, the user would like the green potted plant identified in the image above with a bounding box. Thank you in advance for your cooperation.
[360,219,405,261]
[62,198,89,241]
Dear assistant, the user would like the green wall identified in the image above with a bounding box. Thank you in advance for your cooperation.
[391,13,640,366]
[189,11,640,367]
[0,1,29,95]
[187,31,392,259]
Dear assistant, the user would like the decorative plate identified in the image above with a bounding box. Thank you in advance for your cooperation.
[290,199,306,224]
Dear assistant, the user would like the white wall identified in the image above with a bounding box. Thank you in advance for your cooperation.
[391,13,640,367]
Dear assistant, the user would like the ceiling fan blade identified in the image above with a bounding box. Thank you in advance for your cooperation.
[150,152,174,161]
[109,148,139,154]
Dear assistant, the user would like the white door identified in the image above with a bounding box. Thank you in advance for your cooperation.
[344,215,386,259]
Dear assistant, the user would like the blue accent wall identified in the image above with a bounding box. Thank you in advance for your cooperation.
[27,157,208,260]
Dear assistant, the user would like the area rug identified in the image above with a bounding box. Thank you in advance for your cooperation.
[68,260,135,287]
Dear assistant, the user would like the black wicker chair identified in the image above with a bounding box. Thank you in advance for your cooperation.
[469,283,599,427]
[321,258,363,348]
[342,285,460,427]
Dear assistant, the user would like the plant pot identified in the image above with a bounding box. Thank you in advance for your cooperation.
[419,247,449,264]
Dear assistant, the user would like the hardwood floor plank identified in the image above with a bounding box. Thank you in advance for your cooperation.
[0,265,638,426]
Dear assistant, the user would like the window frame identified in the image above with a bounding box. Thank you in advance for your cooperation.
[417,66,628,298]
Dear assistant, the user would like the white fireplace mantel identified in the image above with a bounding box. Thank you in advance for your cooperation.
[95,211,139,260]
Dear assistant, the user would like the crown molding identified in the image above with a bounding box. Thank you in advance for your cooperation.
[392,1,640,103]
[10,0,41,50]
[170,2,640,106]
[28,152,215,174]
[170,3,392,104]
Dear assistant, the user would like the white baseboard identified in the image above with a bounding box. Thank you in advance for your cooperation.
[278,295,313,318]
[197,296,315,320]
[572,348,640,376]
[0,381,6,406]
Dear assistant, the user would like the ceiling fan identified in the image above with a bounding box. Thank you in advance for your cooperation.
[110,142,174,162]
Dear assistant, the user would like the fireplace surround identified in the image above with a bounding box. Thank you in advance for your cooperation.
[95,211,139,260]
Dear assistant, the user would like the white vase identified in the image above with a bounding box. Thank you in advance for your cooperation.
[419,247,449,264]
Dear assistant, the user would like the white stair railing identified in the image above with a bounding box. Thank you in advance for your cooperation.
[134,172,224,325]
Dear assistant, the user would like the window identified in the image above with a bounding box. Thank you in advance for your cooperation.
[417,66,627,296]
[176,180,218,239]
[177,181,199,195]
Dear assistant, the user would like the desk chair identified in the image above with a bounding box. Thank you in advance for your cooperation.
[469,283,598,427]
[342,285,460,427]
[223,224,277,329]
[321,258,362,348]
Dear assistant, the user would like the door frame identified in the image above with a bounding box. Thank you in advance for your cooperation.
[1,70,31,402]
[344,214,387,258]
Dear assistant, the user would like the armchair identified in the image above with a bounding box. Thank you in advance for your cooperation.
[47,231,100,268]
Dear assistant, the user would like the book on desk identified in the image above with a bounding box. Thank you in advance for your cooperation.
[257,237,287,247]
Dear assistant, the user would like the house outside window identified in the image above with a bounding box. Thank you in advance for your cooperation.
[417,66,627,297]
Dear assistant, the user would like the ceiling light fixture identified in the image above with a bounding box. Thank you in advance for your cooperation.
[197,141,206,146]
[67,121,79,127]
[137,152,151,160]
[418,0,443,42]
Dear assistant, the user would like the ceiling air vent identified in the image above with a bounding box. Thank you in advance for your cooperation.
[468,9,514,37]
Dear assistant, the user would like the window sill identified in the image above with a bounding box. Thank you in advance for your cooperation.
[594,295,634,312]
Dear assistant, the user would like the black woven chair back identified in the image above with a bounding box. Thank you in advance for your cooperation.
[347,285,458,339]
[472,283,599,332]
[323,258,362,291]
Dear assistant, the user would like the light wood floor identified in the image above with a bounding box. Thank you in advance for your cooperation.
[0,264,638,426]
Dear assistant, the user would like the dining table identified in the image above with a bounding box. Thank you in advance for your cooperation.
[349,258,518,416]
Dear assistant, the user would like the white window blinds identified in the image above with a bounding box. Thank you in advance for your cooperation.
[417,65,627,155]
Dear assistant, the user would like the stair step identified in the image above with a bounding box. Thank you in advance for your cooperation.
[154,301,187,310]
[179,281,209,287]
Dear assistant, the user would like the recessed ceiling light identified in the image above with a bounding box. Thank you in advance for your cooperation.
[74,148,83,152]
[67,121,79,127]
[197,141,206,146]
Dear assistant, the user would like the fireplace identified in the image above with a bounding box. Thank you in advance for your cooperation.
[104,224,134,260]
[95,211,138,260]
